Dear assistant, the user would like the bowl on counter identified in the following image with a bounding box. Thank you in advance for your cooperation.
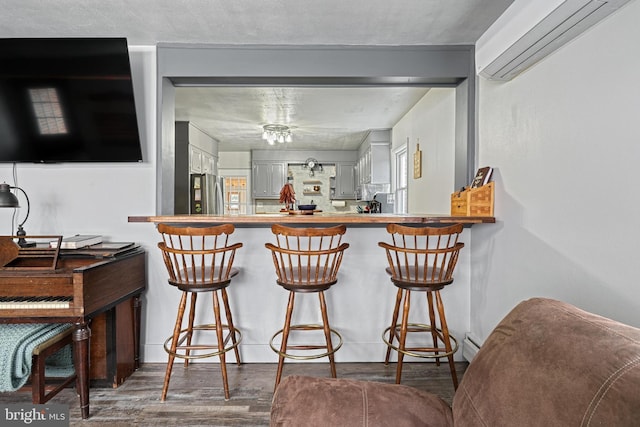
[297,204,317,211]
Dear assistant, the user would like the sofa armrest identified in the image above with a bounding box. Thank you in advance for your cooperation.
[271,375,453,427]
[452,298,640,426]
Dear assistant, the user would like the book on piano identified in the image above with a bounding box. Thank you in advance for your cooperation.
[59,242,138,259]
[50,235,103,249]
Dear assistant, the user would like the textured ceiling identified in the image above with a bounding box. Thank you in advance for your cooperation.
[0,0,514,151]
[175,86,431,151]
[0,0,513,46]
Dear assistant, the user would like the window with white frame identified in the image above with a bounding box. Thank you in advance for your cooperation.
[394,144,408,214]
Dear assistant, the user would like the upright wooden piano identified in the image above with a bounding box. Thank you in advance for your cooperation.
[0,237,146,419]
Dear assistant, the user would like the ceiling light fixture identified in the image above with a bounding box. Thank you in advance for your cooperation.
[262,124,292,145]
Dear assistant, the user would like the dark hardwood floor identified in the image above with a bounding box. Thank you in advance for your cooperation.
[1,362,467,426]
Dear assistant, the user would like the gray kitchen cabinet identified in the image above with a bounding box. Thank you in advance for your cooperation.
[252,161,287,199]
[357,129,391,186]
[189,144,216,175]
[330,161,356,199]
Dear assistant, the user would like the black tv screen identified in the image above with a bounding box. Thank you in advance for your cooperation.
[0,38,143,163]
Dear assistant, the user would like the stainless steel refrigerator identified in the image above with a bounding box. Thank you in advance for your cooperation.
[190,173,224,214]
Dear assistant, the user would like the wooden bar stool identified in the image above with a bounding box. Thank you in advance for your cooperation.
[378,223,464,389]
[157,224,243,401]
[265,224,349,389]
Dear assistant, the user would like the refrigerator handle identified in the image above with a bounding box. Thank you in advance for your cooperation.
[215,177,224,215]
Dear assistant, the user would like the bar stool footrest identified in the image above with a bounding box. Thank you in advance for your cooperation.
[164,324,242,360]
[383,322,458,359]
[270,324,343,360]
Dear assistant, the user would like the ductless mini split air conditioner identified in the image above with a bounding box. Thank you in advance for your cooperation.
[476,0,631,81]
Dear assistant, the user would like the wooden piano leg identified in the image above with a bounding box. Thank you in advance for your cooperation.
[73,322,92,420]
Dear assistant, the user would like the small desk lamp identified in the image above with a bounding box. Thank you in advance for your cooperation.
[0,182,35,247]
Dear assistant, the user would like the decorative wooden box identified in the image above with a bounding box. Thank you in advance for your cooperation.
[450,182,494,216]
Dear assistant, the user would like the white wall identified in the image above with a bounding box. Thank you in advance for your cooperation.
[470,0,640,344]
[392,88,456,214]
[219,151,251,169]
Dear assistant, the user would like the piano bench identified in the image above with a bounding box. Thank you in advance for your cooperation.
[30,327,77,404]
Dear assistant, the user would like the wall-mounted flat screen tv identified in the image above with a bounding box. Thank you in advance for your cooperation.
[0,37,143,163]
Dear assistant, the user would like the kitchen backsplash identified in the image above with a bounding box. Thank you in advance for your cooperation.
[255,163,361,213]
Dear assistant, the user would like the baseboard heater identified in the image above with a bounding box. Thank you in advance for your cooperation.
[462,333,482,362]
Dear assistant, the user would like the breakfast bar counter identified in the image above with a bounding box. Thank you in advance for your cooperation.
[128,213,495,225]
[130,213,495,365]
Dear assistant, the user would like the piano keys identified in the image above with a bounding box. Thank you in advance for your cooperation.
[0,296,72,310]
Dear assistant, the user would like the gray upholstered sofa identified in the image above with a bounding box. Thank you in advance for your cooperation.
[270,298,640,426]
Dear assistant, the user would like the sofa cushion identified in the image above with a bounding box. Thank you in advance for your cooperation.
[452,298,640,427]
[271,375,453,427]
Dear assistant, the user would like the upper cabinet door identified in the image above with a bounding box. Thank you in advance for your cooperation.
[357,129,391,186]
[189,143,217,175]
[364,148,372,184]
[333,162,356,199]
[202,151,215,175]
[189,145,203,174]
[252,162,270,197]
[268,162,287,197]
[252,161,286,199]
